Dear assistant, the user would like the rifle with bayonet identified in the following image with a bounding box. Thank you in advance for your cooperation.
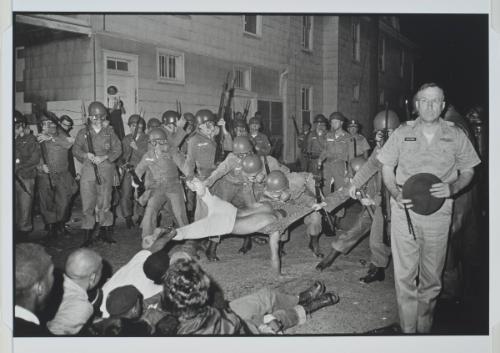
[379,102,391,246]
[313,165,336,236]
[35,114,55,191]
[82,101,102,185]
[242,100,251,121]
[215,72,235,163]
[291,115,300,137]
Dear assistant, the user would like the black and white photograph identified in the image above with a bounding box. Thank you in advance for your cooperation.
[4,1,498,352]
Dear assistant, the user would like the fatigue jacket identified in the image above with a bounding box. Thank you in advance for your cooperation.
[15,133,41,179]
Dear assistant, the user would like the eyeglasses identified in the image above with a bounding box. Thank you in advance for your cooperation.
[90,115,105,121]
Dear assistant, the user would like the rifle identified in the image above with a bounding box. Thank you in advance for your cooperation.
[15,173,32,197]
[215,72,235,163]
[82,101,102,185]
[404,98,412,122]
[44,110,70,137]
[35,115,55,191]
[176,100,182,117]
[355,188,375,220]
[242,100,251,120]
[379,102,391,246]
[119,115,142,187]
[313,166,336,236]
[291,115,300,137]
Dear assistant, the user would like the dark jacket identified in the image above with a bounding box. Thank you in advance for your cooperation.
[176,306,255,335]
[15,317,51,337]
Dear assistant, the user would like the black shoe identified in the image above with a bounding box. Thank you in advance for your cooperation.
[80,229,96,247]
[302,292,339,315]
[206,241,220,262]
[359,265,385,283]
[315,249,340,272]
[308,236,324,258]
[364,323,401,335]
[100,226,117,244]
[125,216,134,229]
[238,237,252,254]
[298,281,326,305]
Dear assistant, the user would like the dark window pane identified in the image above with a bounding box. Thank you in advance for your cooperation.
[244,15,257,34]
[107,59,116,70]
[116,61,128,71]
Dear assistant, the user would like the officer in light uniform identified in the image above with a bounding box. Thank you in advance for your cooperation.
[377,83,480,333]
[120,115,149,229]
[73,101,122,246]
[14,111,41,240]
[36,113,77,239]
[248,116,272,156]
[346,119,370,160]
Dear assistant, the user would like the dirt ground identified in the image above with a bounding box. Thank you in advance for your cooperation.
[29,200,401,335]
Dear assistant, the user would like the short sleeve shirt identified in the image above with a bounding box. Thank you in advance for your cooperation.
[377,118,481,185]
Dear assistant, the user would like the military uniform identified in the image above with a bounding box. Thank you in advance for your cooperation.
[348,133,371,160]
[73,125,122,230]
[135,148,188,238]
[297,131,310,171]
[305,131,326,174]
[249,132,272,156]
[120,132,149,221]
[36,133,77,229]
[318,130,350,195]
[377,117,480,333]
[15,133,40,233]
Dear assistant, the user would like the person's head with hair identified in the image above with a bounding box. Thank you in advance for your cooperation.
[163,259,211,318]
[106,285,144,320]
[415,83,446,123]
[143,251,171,285]
[65,248,103,291]
[15,243,55,313]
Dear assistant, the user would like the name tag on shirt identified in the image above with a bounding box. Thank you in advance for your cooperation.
[404,137,417,141]
[198,142,209,147]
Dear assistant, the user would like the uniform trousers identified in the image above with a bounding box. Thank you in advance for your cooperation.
[37,171,77,225]
[390,198,452,333]
[80,163,114,229]
[15,176,35,232]
[120,171,144,219]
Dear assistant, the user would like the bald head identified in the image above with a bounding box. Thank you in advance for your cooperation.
[65,248,102,280]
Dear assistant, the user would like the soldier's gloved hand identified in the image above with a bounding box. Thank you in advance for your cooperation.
[42,164,50,174]
[66,136,75,144]
[312,202,327,211]
[94,155,108,165]
[360,197,375,206]
[255,172,266,184]
[375,130,384,143]
[348,183,357,199]
[130,140,138,150]
[87,153,96,163]
[37,133,53,143]
[217,118,225,127]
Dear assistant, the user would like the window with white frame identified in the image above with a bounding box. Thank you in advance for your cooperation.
[302,16,313,50]
[301,86,312,124]
[243,15,262,36]
[352,83,360,102]
[352,20,361,62]
[379,36,386,72]
[157,48,185,84]
[107,58,130,73]
[399,48,405,77]
[233,66,251,91]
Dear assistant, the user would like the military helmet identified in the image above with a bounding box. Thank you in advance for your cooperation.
[128,114,143,126]
[195,109,215,125]
[59,115,73,126]
[313,114,327,124]
[265,170,289,192]
[183,112,195,123]
[347,119,360,128]
[233,136,253,154]
[162,110,179,125]
[350,156,367,173]
[402,173,445,215]
[147,118,161,129]
[149,128,168,142]
[329,112,346,122]
[241,155,263,174]
[107,85,118,95]
[373,110,400,131]
[233,119,248,129]
[88,101,107,118]
[248,117,261,126]
[14,110,26,125]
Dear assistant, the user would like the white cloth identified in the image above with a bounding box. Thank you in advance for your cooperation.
[173,189,237,240]
[47,275,93,335]
[100,250,162,318]
[15,305,40,325]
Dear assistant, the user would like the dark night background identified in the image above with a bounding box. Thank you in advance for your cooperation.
[399,14,489,117]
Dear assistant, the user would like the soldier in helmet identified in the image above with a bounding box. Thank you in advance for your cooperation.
[232,119,249,138]
[106,85,126,140]
[305,114,328,174]
[14,111,41,241]
[179,112,198,218]
[146,118,161,134]
[161,110,188,148]
[248,116,272,156]
[297,120,312,172]
[73,101,122,246]
[36,113,78,240]
[134,127,189,242]
[346,119,370,160]
[119,115,149,229]
[376,83,480,333]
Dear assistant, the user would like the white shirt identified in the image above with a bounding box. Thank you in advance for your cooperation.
[15,305,40,325]
[47,275,93,335]
[100,250,162,318]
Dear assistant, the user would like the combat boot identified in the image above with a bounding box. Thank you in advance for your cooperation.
[298,281,326,305]
[206,241,220,262]
[359,265,385,283]
[125,216,134,229]
[238,237,252,254]
[302,292,339,315]
[308,235,324,258]
[100,226,117,244]
[315,249,341,272]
